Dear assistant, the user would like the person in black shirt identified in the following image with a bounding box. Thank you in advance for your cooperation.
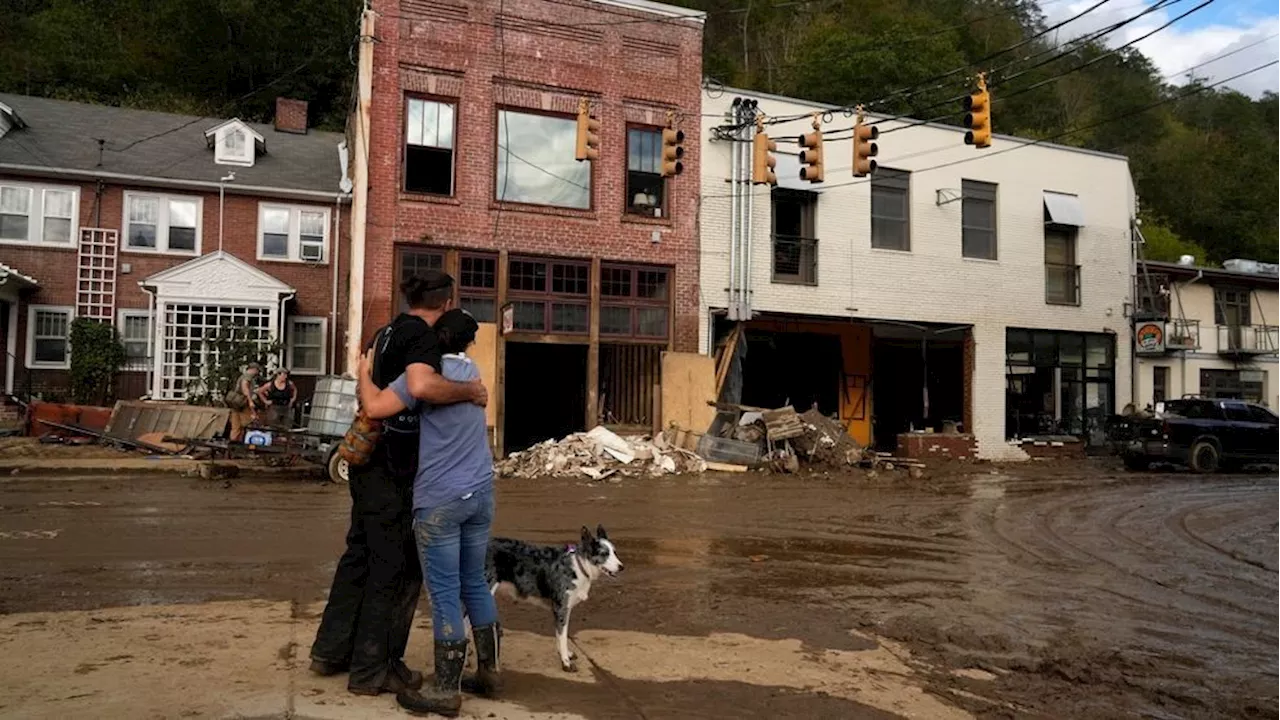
[309,270,487,696]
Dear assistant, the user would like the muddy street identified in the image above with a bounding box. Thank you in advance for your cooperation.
[0,463,1275,719]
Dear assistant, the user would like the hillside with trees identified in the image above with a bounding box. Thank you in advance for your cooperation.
[1,0,1274,262]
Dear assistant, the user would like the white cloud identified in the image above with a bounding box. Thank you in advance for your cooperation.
[1042,0,1279,97]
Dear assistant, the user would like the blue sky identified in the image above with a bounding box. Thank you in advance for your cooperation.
[1044,0,1279,97]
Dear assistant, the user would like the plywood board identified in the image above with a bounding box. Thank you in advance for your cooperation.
[472,323,499,430]
[660,351,717,434]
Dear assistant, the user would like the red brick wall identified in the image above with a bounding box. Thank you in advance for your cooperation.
[2,175,349,399]
[897,433,978,461]
[275,98,309,134]
[363,0,703,351]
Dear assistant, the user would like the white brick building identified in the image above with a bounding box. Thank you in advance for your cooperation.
[698,87,1135,460]
[1134,259,1278,409]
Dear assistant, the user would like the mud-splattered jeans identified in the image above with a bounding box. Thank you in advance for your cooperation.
[413,487,499,642]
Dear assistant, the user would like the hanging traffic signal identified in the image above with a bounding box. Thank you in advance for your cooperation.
[575,98,600,161]
[799,114,824,184]
[662,128,685,177]
[852,110,878,177]
[752,118,777,185]
[963,74,991,149]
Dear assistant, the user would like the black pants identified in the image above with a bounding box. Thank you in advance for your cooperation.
[310,460,422,688]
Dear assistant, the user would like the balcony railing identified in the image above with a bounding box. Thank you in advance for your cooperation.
[1045,263,1081,306]
[1216,324,1279,355]
[772,234,818,286]
[1166,319,1200,350]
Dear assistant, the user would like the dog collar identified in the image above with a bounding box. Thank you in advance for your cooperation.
[565,544,576,553]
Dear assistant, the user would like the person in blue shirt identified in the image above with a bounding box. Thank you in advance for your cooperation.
[356,308,500,717]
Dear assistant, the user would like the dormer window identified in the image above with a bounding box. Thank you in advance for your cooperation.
[205,119,263,167]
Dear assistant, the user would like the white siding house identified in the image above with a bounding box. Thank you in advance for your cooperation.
[698,87,1135,460]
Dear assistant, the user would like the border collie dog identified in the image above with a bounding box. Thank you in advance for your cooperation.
[485,525,624,672]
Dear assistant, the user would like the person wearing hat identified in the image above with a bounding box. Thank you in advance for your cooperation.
[228,361,261,442]
[310,270,488,697]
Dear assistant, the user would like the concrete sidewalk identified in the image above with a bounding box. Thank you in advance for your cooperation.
[0,600,974,719]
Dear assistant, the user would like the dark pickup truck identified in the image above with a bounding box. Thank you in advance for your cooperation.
[1120,398,1278,472]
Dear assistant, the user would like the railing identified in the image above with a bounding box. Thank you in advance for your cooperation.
[1216,324,1279,355]
[1166,319,1200,350]
[1045,263,1081,306]
[771,234,819,286]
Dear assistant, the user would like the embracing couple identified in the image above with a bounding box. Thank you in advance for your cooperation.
[309,269,500,717]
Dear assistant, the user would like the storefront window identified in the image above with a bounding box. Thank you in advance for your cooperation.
[1006,329,1115,444]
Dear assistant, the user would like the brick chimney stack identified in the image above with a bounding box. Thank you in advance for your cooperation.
[274,97,308,134]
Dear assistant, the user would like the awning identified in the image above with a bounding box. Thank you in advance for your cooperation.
[1044,191,1085,226]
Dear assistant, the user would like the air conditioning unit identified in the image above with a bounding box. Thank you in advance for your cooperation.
[300,242,324,262]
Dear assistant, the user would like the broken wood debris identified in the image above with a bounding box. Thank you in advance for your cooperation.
[496,426,707,480]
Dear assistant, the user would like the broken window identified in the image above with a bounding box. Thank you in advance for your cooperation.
[626,128,665,217]
[961,179,997,260]
[405,97,456,195]
[870,168,910,251]
[771,188,818,285]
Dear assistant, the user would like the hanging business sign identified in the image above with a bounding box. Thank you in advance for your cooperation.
[499,302,515,336]
[1134,322,1165,355]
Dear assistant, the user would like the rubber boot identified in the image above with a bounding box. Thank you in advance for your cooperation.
[396,640,467,717]
[461,623,502,697]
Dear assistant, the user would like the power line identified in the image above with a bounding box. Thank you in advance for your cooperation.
[700,58,1277,199]
[1160,31,1279,81]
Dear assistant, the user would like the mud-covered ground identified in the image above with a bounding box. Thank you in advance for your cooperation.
[0,460,1275,719]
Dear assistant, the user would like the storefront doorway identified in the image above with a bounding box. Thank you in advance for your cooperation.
[1005,329,1115,446]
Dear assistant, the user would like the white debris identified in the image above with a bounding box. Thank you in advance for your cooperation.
[496,426,707,480]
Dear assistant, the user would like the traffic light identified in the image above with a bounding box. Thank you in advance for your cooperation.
[799,114,824,184]
[963,74,991,149]
[752,119,777,185]
[662,128,685,177]
[852,114,878,177]
[575,98,600,161]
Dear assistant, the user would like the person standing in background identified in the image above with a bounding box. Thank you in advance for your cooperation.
[256,368,298,429]
[228,362,261,442]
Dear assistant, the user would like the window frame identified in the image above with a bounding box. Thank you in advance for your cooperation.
[122,191,203,256]
[494,106,594,211]
[599,263,671,341]
[458,252,499,323]
[26,304,74,370]
[506,255,591,335]
[214,124,255,167]
[116,308,153,372]
[1044,224,1080,306]
[1213,287,1252,327]
[960,179,997,260]
[624,124,668,218]
[0,182,80,247]
[403,94,458,197]
[395,247,446,314]
[286,316,328,376]
[870,168,911,251]
[256,203,331,264]
[770,187,819,285]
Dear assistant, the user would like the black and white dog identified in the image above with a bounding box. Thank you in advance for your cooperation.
[484,525,624,672]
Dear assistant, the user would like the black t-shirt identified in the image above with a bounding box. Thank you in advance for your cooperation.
[367,313,443,479]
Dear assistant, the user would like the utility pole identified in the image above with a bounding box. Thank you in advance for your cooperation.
[345,5,375,376]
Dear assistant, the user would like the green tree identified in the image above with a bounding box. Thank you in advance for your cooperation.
[184,323,285,407]
[68,318,126,406]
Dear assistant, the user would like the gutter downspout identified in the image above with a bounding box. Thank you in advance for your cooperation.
[345,6,375,375]
[139,283,157,399]
[278,292,296,369]
[331,194,343,377]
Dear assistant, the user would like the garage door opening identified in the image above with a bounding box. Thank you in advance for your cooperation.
[872,327,967,451]
[504,342,588,453]
[598,344,662,431]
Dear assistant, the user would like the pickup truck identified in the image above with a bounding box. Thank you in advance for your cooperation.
[1121,398,1278,472]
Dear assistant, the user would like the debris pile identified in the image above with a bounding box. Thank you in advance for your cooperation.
[790,408,868,468]
[496,426,706,480]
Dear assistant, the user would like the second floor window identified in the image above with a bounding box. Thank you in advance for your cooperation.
[1214,288,1251,327]
[125,193,199,254]
[961,179,997,260]
[496,110,591,210]
[0,184,78,246]
[259,204,329,263]
[405,97,456,195]
[626,128,665,217]
[870,168,910,251]
[1045,226,1079,305]
[772,188,818,285]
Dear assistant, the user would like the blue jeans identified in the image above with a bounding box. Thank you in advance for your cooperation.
[413,488,499,642]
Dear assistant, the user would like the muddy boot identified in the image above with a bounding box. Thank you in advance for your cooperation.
[390,658,424,690]
[461,623,502,697]
[309,658,349,677]
[396,640,467,717]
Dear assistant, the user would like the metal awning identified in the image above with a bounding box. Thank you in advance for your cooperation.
[1044,191,1085,226]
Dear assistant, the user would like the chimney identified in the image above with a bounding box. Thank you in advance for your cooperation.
[275,97,308,134]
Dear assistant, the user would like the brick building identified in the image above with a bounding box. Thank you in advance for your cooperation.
[699,88,1136,459]
[360,0,704,451]
[0,94,350,404]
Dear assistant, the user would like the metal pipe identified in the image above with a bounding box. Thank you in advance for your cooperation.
[727,100,739,320]
[744,108,754,320]
[331,194,343,376]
